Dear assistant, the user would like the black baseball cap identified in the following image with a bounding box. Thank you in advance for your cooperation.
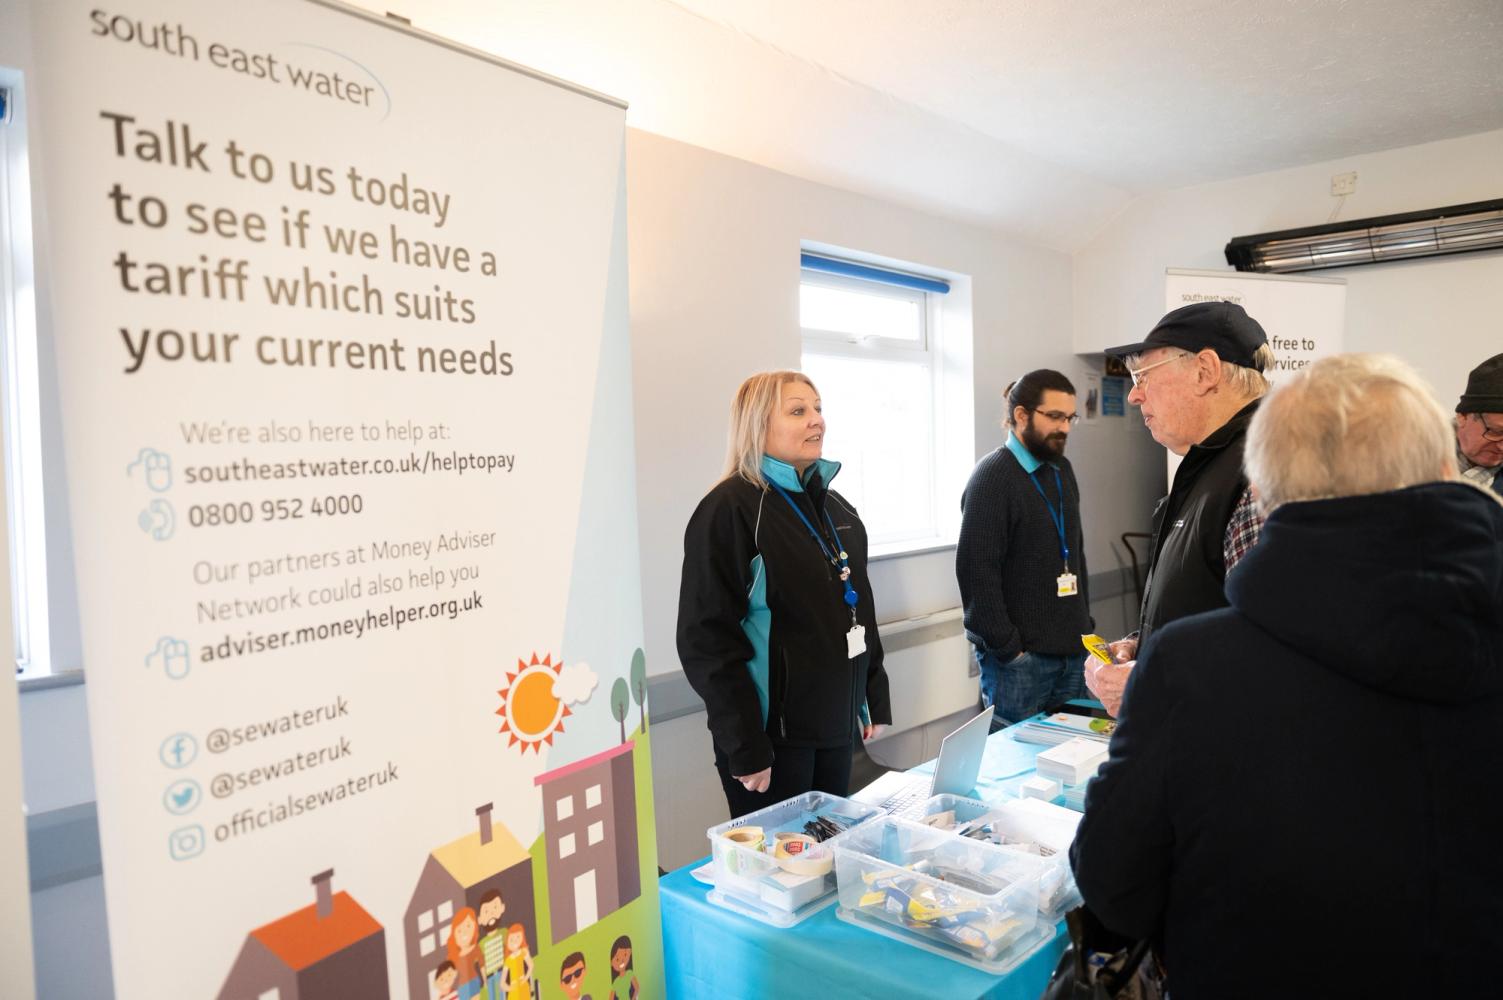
[1105,301,1269,369]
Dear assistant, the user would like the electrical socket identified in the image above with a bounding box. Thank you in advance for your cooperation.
[1331,171,1357,197]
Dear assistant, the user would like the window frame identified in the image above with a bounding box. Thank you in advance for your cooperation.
[0,73,51,680]
[799,270,930,354]
[800,265,951,554]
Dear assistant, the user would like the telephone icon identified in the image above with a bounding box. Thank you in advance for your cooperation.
[138,499,176,540]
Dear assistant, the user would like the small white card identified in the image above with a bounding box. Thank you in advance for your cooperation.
[1057,572,1078,597]
[846,625,866,658]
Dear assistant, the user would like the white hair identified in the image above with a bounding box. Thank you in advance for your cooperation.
[1245,353,1457,513]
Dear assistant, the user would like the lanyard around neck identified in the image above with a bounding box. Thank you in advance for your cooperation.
[1027,465,1070,569]
[767,481,860,610]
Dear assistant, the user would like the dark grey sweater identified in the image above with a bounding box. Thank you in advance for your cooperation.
[956,442,1092,658]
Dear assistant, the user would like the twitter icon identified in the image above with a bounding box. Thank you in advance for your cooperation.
[163,778,202,816]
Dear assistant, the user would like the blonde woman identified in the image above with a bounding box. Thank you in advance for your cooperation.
[677,370,891,818]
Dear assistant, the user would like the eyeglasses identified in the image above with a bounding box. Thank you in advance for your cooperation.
[1030,408,1079,426]
[562,968,585,983]
[1477,414,1503,441]
[1127,351,1191,389]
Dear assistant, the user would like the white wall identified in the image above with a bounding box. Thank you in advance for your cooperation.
[627,128,1156,680]
[1074,128,1503,401]
[626,130,1157,867]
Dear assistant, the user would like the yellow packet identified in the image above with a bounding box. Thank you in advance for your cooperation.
[1081,633,1114,666]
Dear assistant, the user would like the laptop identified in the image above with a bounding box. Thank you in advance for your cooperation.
[853,706,995,815]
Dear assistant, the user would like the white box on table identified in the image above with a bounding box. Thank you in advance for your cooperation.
[1035,737,1108,784]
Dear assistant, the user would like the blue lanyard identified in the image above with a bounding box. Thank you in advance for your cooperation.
[767,481,860,610]
[1027,466,1070,569]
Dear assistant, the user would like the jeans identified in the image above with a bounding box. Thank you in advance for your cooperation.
[976,649,1089,730]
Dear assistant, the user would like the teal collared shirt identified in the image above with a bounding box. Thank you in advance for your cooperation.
[1004,431,1047,474]
[760,454,841,491]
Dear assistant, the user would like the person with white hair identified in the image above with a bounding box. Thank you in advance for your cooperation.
[1070,353,1503,999]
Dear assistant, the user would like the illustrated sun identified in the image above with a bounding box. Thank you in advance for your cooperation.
[497,652,572,753]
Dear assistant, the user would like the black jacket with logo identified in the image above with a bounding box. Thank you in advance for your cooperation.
[676,458,890,777]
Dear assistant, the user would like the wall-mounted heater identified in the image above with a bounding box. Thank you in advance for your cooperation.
[1225,198,1503,273]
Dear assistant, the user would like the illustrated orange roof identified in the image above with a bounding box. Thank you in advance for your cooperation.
[250,891,382,971]
[431,820,529,888]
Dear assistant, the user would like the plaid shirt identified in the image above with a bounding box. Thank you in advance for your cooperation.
[1222,485,1263,573]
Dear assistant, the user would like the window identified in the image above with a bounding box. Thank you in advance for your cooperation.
[587,820,604,846]
[437,899,453,922]
[419,933,435,957]
[559,833,576,859]
[584,784,601,809]
[556,795,574,820]
[0,74,51,678]
[417,910,433,932]
[800,250,972,553]
[258,990,280,1000]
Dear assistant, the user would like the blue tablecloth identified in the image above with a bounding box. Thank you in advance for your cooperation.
[658,727,1070,999]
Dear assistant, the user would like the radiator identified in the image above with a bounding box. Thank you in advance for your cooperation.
[865,608,979,770]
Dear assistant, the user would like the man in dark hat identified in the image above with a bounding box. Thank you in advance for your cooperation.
[1455,352,1503,495]
[1085,301,1274,714]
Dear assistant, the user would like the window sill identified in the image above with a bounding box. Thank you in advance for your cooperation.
[18,669,85,693]
[868,538,957,562]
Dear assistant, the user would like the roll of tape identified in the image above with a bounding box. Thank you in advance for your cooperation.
[722,826,765,852]
[774,833,833,876]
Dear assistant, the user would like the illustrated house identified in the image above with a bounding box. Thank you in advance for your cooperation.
[218,869,389,1000]
[403,803,535,1000]
[534,741,640,943]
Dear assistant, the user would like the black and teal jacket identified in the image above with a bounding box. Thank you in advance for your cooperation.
[677,456,891,777]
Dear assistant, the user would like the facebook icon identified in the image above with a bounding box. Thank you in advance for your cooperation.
[158,732,198,769]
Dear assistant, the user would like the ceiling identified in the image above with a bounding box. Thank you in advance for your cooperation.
[353,0,1503,250]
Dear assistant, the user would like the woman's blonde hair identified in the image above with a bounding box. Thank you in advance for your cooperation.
[722,370,819,488]
[1246,353,1456,514]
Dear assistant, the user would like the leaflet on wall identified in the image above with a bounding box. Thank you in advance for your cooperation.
[31,2,661,997]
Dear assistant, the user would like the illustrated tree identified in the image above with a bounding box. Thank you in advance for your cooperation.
[630,648,648,734]
[610,677,630,744]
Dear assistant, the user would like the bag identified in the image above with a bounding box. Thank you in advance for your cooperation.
[1040,907,1163,1000]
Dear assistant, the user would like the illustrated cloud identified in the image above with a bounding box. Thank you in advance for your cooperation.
[552,661,599,705]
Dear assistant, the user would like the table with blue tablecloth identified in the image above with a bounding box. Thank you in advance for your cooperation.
[659,724,1075,999]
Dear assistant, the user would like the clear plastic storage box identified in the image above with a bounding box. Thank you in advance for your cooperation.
[832,814,1050,973]
[901,793,1082,921]
[704,790,884,927]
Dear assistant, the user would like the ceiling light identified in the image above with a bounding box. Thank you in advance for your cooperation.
[1225,199,1503,273]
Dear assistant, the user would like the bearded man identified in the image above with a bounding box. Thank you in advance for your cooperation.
[957,369,1092,729]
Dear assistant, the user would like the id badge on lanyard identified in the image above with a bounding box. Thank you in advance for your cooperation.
[1029,466,1076,599]
[769,481,865,658]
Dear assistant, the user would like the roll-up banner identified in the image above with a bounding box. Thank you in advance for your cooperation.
[31,2,662,996]
[1162,268,1346,484]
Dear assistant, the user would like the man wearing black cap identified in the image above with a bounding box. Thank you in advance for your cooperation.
[1086,301,1274,714]
[1455,352,1503,495]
